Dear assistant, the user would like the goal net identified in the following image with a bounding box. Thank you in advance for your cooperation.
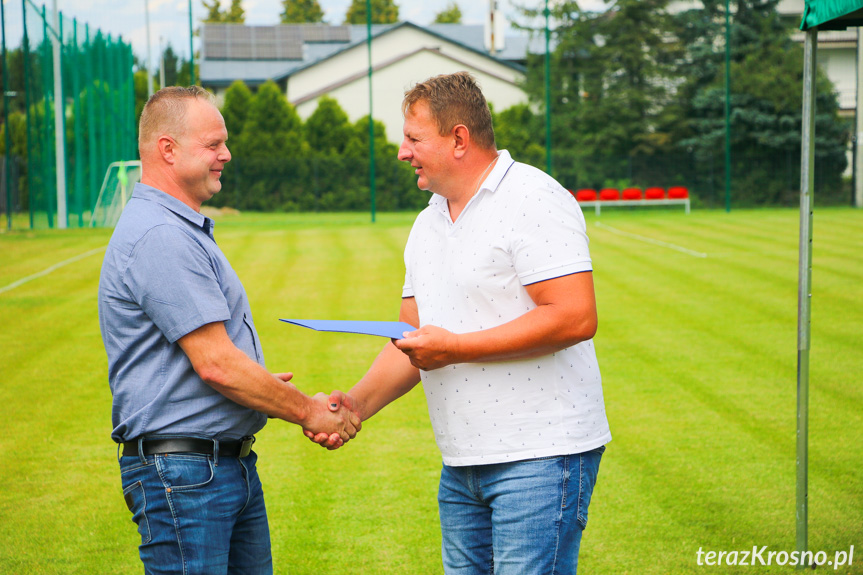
[89,161,143,228]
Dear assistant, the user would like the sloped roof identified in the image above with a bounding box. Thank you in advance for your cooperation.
[199,21,534,87]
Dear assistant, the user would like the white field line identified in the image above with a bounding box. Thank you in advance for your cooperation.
[0,246,105,295]
[594,221,708,258]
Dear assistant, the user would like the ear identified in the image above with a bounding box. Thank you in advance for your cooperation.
[452,124,470,159]
[157,136,177,165]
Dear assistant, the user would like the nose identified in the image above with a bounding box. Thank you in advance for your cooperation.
[220,143,231,163]
[397,141,411,162]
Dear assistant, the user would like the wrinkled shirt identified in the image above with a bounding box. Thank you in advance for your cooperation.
[99,183,267,442]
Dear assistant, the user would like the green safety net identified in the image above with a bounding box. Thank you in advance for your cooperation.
[801,0,863,30]
[1,0,136,229]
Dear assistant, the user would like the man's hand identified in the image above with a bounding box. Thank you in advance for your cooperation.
[393,324,460,371]
[304,391,364,450]
[300,393,361,450]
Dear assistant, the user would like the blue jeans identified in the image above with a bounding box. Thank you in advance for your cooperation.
[439,447,605,575]
[119,448,272,575]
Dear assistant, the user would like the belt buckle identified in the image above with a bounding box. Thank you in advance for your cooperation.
[239,436,255,458]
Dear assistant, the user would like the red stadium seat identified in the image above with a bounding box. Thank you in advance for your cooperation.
[644,187,665,200]
[622,187,642,200]
[599,188,620,201]
[575,189,597,202]
[668,186,689,199]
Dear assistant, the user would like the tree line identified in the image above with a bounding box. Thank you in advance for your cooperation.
[504,0,850,206]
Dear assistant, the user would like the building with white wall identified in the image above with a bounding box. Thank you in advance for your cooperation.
[199,21,532,144]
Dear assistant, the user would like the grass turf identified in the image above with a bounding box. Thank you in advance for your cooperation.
[0,208,860,574]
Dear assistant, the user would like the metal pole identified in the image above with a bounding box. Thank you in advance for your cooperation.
[724,0,731,213]
[856,27,863,207]
[797,26,817,570]
[1,0,13,230]
[188,0,195,85]
[145,0,154,97]
[544,0,552,175]
[159,36,166,89]
[366,0,375,223]
[52,1,67,228]
[22,0,33,228]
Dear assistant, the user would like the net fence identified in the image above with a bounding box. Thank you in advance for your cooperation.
[1,0,136,230]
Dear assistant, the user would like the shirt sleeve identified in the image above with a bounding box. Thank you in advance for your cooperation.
[512,184,593,286]
[124,224,231,343]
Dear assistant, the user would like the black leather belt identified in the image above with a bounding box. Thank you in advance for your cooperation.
[122,436,255,458]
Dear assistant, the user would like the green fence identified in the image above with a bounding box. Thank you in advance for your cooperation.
[1,0,136,230]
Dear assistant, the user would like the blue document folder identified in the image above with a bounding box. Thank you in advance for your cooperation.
[280,319,416,339]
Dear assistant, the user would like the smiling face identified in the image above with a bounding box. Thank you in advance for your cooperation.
[172,99,231,208]
[397,100,454,195]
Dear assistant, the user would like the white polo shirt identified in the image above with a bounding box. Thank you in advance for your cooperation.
[402,150,611,466]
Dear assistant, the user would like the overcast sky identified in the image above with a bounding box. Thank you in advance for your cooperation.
[1,0,603,64]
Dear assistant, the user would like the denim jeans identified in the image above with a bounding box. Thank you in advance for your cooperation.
[438,447,605,575]
[119,448,272,575]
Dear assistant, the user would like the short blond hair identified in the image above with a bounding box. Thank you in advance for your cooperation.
[138,86,216,154]
[402,72,496,150]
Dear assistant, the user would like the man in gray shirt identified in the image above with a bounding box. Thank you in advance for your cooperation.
[98,86,359,574]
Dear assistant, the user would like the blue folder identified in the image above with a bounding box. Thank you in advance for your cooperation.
[280,319,416,339]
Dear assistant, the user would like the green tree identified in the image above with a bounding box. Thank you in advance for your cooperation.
[676,1,848,205]
[514,0,681,188]
[304,96,356,154]
[225,0,245,23]
[491,103,545,169]
[228,80,309,211]
[434,1,462,24]
[202,0,223,22]
[281,0,326,23]
[221,80,253,140]
[202,0,244,23]
[344,0,399,24]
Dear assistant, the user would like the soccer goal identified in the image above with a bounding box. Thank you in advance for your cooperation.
[89,161,143,228]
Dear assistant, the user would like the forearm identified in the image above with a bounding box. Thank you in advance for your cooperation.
[454,301,596,363]
[196,345,313,425]
[350,342,421,421]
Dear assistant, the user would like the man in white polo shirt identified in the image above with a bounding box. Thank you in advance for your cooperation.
[311,71,611,574]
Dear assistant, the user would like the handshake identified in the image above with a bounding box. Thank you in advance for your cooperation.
[301,390,363,450]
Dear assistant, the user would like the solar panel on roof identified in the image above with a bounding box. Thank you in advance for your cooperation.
[201,23,344,61]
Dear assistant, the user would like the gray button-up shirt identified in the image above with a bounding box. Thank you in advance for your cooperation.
[99,183,267,442]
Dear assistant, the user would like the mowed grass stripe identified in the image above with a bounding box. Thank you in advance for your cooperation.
[1,209,861,574]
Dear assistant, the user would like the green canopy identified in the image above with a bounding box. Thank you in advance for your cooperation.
[801,0,863,30]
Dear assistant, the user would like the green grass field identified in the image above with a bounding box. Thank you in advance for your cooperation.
[1,207,861,574]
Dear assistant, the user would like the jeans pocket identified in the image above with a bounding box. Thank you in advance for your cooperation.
[123,480,152,545]
[155,453,215,491]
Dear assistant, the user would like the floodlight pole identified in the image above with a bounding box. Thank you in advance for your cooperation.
[145,0,154,97]
[544,0,552,175]
[188,0,195,85]
[724,0,731,213]
[796,26,817,570]
[367,0,376,223]
[52,0,67,228]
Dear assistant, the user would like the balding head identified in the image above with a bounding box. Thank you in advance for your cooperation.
[138,86,217,158]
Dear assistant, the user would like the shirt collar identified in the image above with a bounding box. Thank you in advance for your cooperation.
[427,149,515,214]
[132,183,215,236]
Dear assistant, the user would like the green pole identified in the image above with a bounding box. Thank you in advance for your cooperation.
[366,0,375,223]
[1,0,13,230]
[42,5,55,228]
[188,0,195,85]
[544,0,552,176]
[22,0,33,228]
[85,25,97,214]
[73,19,84,227]
[724,0,731,212]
